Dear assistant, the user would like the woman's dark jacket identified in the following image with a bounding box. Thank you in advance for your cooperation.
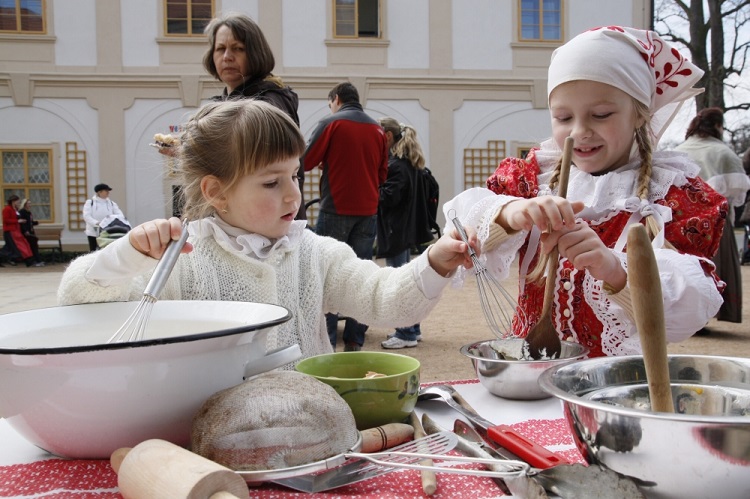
[210,78,300,125]
[18,208,37,236]
[377,155,432,258]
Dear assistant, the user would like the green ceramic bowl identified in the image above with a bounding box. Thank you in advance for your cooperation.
[295,351,421,430]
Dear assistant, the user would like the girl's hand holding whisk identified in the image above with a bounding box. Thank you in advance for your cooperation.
[426,226,479,277]
[129,217,194,260]
[546,220,627,292]
[496,196,584,233]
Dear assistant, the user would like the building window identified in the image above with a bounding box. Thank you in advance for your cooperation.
[334,0,380,38]
[165,0,213,36]
[519,0,561,41]
[0,0,45,33]
[1,149,54,222]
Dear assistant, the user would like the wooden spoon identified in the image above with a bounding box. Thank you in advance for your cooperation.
[526,136,574,360]
[626,223,674,413]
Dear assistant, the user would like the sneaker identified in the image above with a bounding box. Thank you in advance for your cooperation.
[32,262,45,267]
[343,343,362,352]
[381,336,418,349]
[388,332,422,342]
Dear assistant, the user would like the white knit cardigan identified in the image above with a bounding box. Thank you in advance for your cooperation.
[58,220,450,367]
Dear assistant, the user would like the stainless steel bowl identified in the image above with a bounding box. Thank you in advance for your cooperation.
[539,354,750,498]
[459,338,589,400]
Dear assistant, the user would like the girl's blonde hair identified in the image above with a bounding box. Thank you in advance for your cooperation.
[527,99,665,282]
[176,100,305,220]
[379,117,425,170]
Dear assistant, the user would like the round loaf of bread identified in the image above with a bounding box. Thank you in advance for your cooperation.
[191,370,359,471]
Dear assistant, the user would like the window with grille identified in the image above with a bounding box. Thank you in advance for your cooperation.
[1,148,54,222]
[165,0,213,36]
[334,0,380,38]
[519,0,561,42]
[0,0,45,33]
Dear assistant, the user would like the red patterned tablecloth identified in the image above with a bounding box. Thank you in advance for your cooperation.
[0,380,584,498]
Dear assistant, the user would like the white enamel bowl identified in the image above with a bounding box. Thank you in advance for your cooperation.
[0,301,300,459]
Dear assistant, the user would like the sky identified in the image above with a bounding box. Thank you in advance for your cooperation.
[654,0,750,151]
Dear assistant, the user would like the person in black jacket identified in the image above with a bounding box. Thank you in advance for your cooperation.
[203,13,305,219]
[377,117,433,349]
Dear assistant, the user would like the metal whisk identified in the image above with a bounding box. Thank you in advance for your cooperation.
[450,212,524,338]
[108,219,190,343]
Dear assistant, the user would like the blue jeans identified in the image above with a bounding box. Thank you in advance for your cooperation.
[386,249,421,342]
[317,211,377,348]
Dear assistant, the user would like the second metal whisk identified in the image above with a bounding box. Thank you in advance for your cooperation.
[450,213,524,338]
[108,219,191,343]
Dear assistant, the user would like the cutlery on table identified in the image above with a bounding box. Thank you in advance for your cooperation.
[418,384,567,469]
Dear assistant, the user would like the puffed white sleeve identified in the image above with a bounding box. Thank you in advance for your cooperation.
[442,188,528,283]
[607,248,723,344]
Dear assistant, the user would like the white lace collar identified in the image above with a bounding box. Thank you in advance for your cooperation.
[534,138,700,213]
[190,217,307,260]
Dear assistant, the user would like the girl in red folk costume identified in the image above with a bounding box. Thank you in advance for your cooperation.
[444,26,726,357]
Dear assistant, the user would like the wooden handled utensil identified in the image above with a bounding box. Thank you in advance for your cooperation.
[410,412,438,495]
[526,135,574,359]
[111,439,248,499]
[626,223,674,413]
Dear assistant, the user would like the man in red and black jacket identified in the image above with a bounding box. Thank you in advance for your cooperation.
[303,81,388,352]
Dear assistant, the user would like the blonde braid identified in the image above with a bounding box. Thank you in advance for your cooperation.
[633,105,675,249]
[527,156,563,283]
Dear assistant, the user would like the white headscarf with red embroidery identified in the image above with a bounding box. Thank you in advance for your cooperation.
[547,26,704,145]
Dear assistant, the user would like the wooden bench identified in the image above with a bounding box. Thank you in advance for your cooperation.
[1,223,65,262]
[35,224,65,260]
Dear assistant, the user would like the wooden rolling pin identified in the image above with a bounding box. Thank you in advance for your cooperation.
[627,223,674,413]
[111,424,414,497]
[111,439,247,499]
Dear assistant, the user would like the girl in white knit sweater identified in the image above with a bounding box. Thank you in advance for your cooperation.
[58,100,475,366]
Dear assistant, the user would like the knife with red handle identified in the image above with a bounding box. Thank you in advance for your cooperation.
[450,388,568,469]
[485,424,567,469]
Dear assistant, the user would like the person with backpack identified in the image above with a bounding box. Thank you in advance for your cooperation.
[377,117,436,349]
[82,184,127,252]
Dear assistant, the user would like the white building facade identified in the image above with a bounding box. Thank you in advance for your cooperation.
[0,0,651,249]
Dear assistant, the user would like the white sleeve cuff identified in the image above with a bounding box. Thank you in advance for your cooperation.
[84,236,157,287]
[411,248,453,300]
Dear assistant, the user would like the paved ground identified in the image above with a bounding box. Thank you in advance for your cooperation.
[1,259,749,382]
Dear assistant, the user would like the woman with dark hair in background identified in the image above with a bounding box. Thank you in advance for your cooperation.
[675,107,750,326]
[202,13,305,220]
